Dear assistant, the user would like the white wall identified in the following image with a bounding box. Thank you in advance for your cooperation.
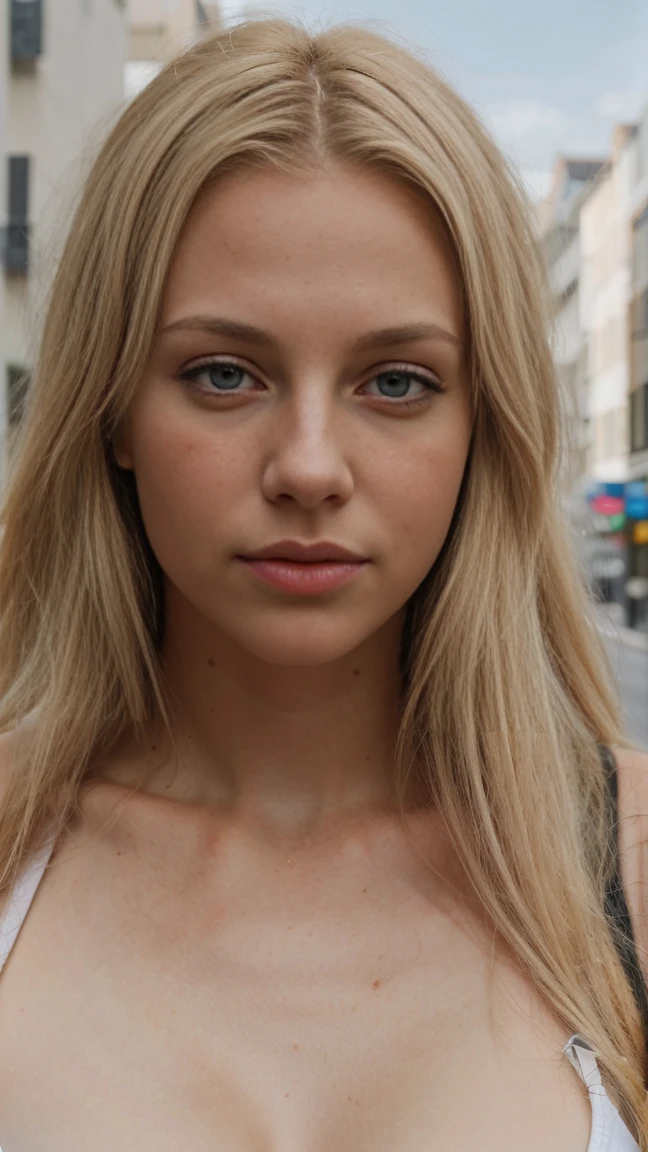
[126,0,223,102]
[580,134,636,482]
[129,0,210,61]
[5,0,126,373]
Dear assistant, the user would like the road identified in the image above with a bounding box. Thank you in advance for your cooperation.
[600,629,648,751]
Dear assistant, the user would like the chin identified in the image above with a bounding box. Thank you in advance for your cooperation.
[229,616,373,668]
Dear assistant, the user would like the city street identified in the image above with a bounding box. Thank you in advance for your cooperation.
[600,628,648,751]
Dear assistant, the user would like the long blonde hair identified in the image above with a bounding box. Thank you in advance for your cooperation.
[0,16,645,1140]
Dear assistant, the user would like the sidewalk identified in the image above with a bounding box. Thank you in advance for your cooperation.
[595,604,648,654]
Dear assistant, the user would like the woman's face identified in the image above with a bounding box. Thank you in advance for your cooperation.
[116,164,473,666]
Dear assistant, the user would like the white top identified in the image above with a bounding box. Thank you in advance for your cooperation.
[0,842,641,1152]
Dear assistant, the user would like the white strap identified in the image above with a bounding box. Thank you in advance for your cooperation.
[0,838,56,973]
[564,1033,604,1089]
[562,1034,642,1150]
[563,1034,610,1150]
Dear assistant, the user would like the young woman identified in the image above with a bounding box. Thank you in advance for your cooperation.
[0,18,645,1152]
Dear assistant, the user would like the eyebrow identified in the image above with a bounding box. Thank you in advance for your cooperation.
[157,315,462,350]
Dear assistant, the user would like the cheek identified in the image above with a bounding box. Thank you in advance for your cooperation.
[128,405,247,574]
[375,426,469,583]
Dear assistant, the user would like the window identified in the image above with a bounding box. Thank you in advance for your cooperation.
[2,156,30,273]
[11,0,43,61]
[9,156,29,221]
[632,289,648,338]
[7,365,30,426]
[631,383,648,453]
[632,204,648,293]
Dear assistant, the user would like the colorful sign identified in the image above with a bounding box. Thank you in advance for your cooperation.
[585,480,648,524]
[586,481,626,501]
[633,520,648,545]
[626,481,648,520]
[591,494,624,516]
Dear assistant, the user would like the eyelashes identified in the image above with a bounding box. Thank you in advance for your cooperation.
[179,357,444,409]
[182,361,249,393]
[366,368,444,407]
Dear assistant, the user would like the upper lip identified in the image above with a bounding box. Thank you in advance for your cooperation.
[241,540,368,563]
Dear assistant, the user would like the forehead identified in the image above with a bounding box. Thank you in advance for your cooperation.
[159,163,464,339]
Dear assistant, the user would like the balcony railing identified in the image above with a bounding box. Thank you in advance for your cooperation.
[1,223,30,273]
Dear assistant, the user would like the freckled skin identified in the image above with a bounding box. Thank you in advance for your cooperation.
[0,164,593,1152]
[108,160,476,830]
[116,164,473,675]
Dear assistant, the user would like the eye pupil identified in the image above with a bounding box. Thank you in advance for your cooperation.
[209,364,243,390]
[377,371,410,398]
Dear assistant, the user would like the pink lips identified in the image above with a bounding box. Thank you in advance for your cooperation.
[237,539,369,595]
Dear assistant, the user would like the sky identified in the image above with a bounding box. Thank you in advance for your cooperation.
[212,0,648,199]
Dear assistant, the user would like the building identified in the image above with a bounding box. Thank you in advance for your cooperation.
[1,0,127,484]
[539,156,605,487]
[577,125,644,621]
[0,1,8,460]
[579,125,638,487]
[539,131,644,619]
[626,103,648,631]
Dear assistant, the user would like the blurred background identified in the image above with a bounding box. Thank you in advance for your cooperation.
[0,0,647,746]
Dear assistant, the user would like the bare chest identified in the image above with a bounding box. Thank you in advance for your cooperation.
[0,817,590,1152]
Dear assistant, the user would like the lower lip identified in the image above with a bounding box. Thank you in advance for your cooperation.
[238,558,368,594]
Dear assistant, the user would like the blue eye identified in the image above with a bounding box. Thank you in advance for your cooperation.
[179,359,442,407]
[206,364,244,390]
[366,369,441,404]
[183,361,248,391]
[376,370,416,398]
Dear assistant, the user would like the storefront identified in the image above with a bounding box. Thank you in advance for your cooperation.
[626,480,648,632]
[585,482,628,614]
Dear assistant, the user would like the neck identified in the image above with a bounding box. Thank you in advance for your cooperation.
[141,592,408,843]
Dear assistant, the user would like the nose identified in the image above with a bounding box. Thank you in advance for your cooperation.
[260,389,354,510]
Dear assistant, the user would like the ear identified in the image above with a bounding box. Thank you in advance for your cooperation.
[110,417,134,471]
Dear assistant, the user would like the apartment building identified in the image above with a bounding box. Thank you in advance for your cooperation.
[629,105,648,477]
[0,0,126,484]
[539,156,605,486]
[539,131,643,616]
[0,3,8,449]
[575,126,640,618]
[626,103,648,630]
[579,125,638,486]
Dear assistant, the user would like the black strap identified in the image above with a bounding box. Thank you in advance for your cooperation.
[600,743,648,1037]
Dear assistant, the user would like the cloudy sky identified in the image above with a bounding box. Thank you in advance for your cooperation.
[215,0,648,199]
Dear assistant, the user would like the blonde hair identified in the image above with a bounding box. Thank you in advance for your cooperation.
[0,16,645,1140]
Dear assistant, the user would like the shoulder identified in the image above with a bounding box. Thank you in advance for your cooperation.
[0,728,24,916]
[0,728,18,805]
[614,743,648,800]
[612,744,648,974]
